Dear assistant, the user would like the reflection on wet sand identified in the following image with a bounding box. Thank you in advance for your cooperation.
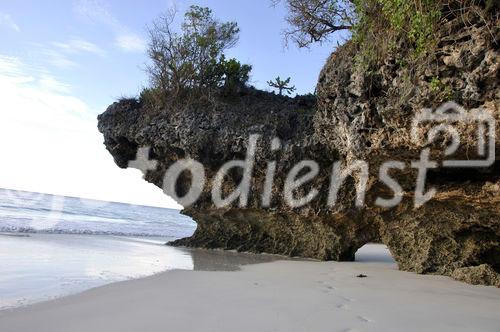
[178,247,284,271]
[0,233,283,309]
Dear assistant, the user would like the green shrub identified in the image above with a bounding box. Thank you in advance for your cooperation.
[267,76,296,95]
[429,76,452,101]
[352,0,443,69]
[378,0,441,55]
[146,6,252,104]
[220,57,252,95]
[139,87,164,109]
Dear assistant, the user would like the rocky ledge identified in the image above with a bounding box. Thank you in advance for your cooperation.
[98,11,499,286]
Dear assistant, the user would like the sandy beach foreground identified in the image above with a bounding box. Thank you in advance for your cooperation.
[0,244,499,332]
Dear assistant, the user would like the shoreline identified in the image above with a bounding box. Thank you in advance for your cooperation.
[0,233,192,310]
[1,244,499,331]
[0,232,278,310]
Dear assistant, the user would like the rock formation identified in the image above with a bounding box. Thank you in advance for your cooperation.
[98,8,499,285]
[313,8,500,284]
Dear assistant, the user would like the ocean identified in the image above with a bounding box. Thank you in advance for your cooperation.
[0,188,197,309]
[0,188,196,238]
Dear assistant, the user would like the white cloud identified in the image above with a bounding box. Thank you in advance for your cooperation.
[74,0,146,53]
[0,55,24,75]
[40,48,79,69]
[35,38,105,70]
[0,12,20,32]
[0,54,180,208]
[38,74,72,94]
[52,39,106,57]
[74,0,118,27]
[116,33,146,52]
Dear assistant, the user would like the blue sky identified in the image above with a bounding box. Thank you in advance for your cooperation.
[0,0,342,208]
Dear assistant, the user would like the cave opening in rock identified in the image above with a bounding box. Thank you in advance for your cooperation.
[354,243,396,263]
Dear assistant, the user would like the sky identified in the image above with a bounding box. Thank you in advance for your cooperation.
[0,0,341,209]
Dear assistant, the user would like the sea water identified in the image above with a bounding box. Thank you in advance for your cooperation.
[0,188,196,238]
[0,188,198,309]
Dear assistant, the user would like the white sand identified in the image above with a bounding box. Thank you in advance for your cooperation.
[0,244,499,332]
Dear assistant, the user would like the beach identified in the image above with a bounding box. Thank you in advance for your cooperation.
[1,1,498,331]
[1,244,499,332]
[0,189,197,310]
[0,232,276,310]
[0,233,193,309]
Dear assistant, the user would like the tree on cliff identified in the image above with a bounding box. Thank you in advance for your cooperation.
[221,57,252,96]
[276,0,477,58]
[267,76,296,95]
[145,6,252,102]
[273,0,355,48]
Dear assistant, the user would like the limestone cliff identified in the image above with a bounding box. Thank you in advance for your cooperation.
[314,8,499,283]
[98,8,499,285]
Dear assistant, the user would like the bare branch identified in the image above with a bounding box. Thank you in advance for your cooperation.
[274,0,355,48]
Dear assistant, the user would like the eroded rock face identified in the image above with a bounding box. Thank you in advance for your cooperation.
[98,90,380,261]
[98,11,499,285]
[314,10,499,284]
[451,264,500,287]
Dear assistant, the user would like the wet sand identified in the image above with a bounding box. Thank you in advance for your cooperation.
[0,233,276,309]
[1,244,499,332]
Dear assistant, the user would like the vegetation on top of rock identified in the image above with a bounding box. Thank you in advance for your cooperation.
[273,0,355,48]
[267,76,297,96]
[137,1,497,111]
[351,0,443,66]
[144,6,252,107]
[278,0,496,63]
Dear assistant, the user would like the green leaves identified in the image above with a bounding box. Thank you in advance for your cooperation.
[220,57,252,94]
[373,0,442,55]
[146,6,251,103]
[267,76,296,95]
